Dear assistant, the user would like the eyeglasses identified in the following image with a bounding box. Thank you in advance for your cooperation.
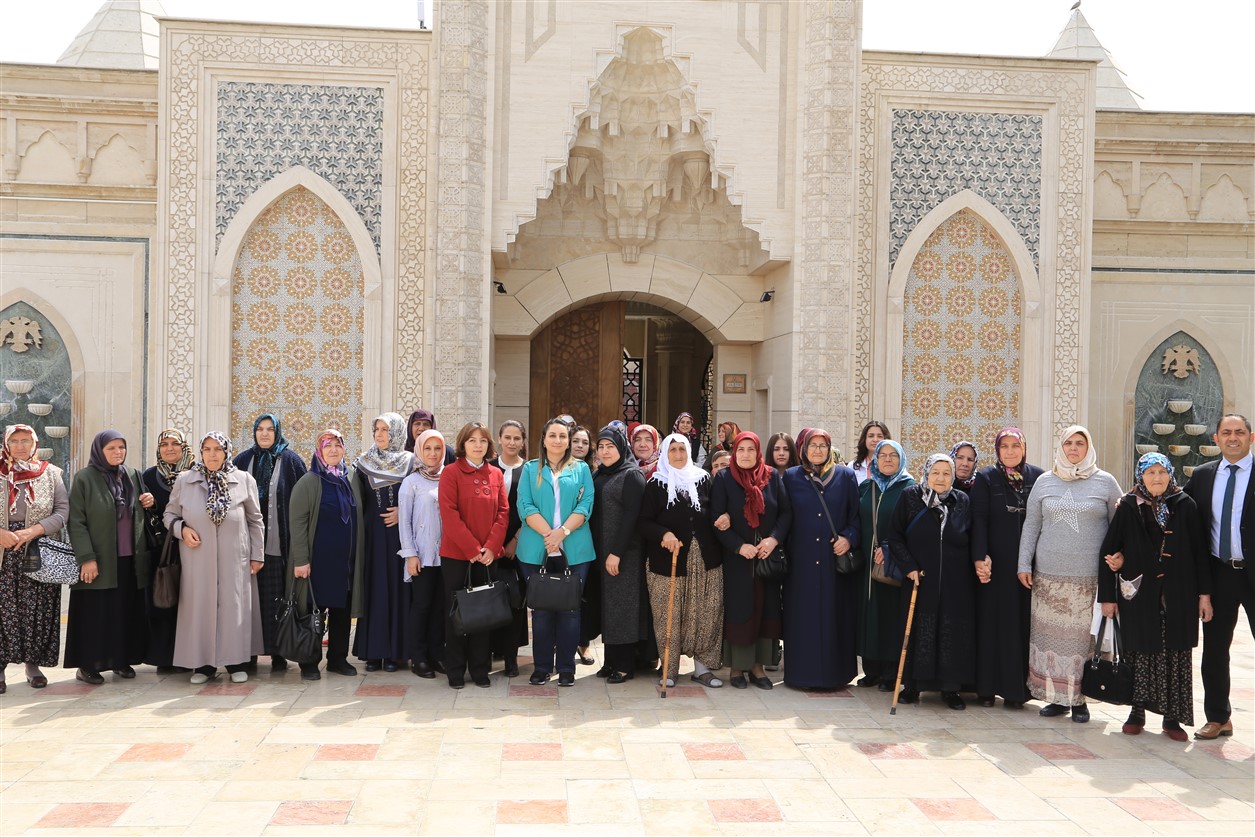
[807,442,830,450]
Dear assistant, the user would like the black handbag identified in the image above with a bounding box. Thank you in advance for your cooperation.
[498,560,525,610]
[152,532,181,609]
[23,536,79,585]
[807,473,864,575]
[753,536,789,581]
[526,552,583,612]
[273,583,326,664]
[449,562,513,636]
[1082,616,1135,706]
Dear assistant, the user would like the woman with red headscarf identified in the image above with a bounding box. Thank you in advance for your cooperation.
[711,431,792,689]
[782,429,861,690]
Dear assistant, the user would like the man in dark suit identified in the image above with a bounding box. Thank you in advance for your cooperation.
[1183,414,1253,740]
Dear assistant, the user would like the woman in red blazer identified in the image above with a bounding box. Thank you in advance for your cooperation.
[438,422,509,689]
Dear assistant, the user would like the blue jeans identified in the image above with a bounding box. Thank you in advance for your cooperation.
[520,560,589,675]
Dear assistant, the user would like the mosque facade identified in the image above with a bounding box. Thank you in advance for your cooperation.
[1,0,1250,482]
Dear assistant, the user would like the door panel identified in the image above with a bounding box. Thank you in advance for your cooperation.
[529,301,625,435]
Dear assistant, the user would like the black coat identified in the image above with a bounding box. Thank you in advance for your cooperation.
[638,477,720,577]
[1098,491,1211,654]
[710,469,791,639]
[232,447,307,558]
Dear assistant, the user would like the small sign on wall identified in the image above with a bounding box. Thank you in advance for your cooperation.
[722,374,747,394]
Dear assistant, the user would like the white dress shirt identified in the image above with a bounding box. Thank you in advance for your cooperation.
[1209,453,1251,561]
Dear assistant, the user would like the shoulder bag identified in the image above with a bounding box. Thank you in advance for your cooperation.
[869,484,903,586]
[152,531,181,609]
[527,551,583,612]
[808,474,864,575]
[1081,615,1135,705]
[753,533,789,580]
[274,582,327,664]
[450,561,513,635]
[23,536,79,586]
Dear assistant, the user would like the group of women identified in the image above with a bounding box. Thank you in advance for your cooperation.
[0,411,1215,741]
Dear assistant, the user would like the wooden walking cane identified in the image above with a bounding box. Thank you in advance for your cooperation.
[890,571,923,716]
[659,542,680,699]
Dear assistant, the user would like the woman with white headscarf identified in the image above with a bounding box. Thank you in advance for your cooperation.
[353,412,416,671]
[885,452,976,710]
[164,432,264,684]
[637,433,724,687]
[1017,425,1122,722]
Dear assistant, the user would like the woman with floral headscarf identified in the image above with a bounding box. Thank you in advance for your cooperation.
[950,441,979,495]
[0,425,69,692]
[1098,453,1212,740]
[885,453,976,710]
[65,430,154,685]
[782,428,860,690]
[141,428,194,671]
[969,427,1043,708]
[856,440,914,690]
[673,412,707,469]
[1018,425,1123,722]
[233,414,307,670]
[164,432,264,684]
[711,431,793,690]
[631,424,662,478]
[288,430,366,680]
[353,412,416,671]
[638,433,723,688]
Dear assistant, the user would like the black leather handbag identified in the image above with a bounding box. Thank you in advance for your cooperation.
[1082,616,1135,706]
[753,538,789,581]
[152,532,181,609]
[449,562,513,635]
[807,474,864,575]
[274,582,326,664]
[526,552,583,612]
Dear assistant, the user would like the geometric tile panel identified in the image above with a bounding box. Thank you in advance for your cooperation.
[901,210,1021,472]
[891,109,1042,272]
[217,82,383,253]
[230,187,364,458]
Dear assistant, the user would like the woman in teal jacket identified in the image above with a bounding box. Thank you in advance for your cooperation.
[516,418,595,686]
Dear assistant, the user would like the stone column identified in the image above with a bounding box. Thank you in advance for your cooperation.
[795,0,861,432]
[432,0,493,424]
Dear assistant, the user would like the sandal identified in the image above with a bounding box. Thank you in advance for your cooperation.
[691,671,723,688]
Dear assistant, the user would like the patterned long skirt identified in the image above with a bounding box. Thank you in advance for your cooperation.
[1128,611,1194,726]
[646,540,724,682]
[0,526,61,667]
[1027,571,1097,706]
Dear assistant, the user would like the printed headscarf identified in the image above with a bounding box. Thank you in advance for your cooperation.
[1134,452,1181,532]
[414,429,447,481]
[633,424,661,471]
[248,413,289,521]
[89,429,133,520]
[672,411,700,451]
[356,412,415,488]
[650,432,708,511]
[800,428,838,485]
[869,439,914,493]
[404,409,437,453]
[728,431,775,529]
[154,428,194,488]
[312,429,354,524]
[1,424,49,516]
[195,431,236,526]
[921,452,956,529]
[993,427,1028,492]
[1052,425,1099,481]
[950,440,979,490]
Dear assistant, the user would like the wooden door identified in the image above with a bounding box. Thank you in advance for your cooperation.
[530,301,625,437]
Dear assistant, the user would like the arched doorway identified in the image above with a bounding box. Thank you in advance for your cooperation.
[528,300,713,443]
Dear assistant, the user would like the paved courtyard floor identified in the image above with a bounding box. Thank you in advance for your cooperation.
[1,620,1251,836]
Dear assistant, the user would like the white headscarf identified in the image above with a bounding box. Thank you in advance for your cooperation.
[1052,424,1099,481]
[649,432,708,511]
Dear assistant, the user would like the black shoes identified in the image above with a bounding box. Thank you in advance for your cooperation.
[558,672,575,687]
[877,681,894,692]
[1039,703,1070,718]
[750,673,773,691]
[977,695,995,708]
[76,669,104,685]
[897,688,919,704]
[364,660,382,672]
[595,665,614,679]
[271,656,288,671]
[383,659,399,673]
[448,678,465,689]
[473,676,492,688]
[300,667,321,681]
[856,675,877,688]
[529,671,550,686]
[729,675,748,689]
[504,662,520,678]
[1071,703,1090,723]
[112,666,136,679]
[327,661,358,677]
[942,692,967,711]
[607,671,633,684]
[411,661,436,679]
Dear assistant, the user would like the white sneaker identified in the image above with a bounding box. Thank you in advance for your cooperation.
[190,672,209,685]
[230,671,248,683]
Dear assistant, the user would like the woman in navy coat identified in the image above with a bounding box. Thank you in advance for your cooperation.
[781,429,860,690]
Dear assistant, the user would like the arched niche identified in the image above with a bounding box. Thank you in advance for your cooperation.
[0,300,75,481]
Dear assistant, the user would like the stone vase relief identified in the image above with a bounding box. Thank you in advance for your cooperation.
[1132,331,1224,485]
[0,301,72,481]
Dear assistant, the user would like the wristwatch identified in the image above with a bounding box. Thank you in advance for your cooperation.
[560,525,571,536]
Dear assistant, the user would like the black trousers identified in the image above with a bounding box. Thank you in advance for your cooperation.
[442,559,493,682]
[407,566,445,666]
[300,606,351,672]
[1201,560,1255,723]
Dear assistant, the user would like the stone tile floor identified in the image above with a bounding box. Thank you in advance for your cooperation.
[1,623,1250,835]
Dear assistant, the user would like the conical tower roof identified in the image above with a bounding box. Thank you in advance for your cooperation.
[57,0,165,70]
[1047,5,1142,109]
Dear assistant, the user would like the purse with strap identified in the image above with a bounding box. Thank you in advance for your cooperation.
[23,536,79,586]
[152,531,181,609]
[274,581,327,664]
[807,474,864,575]
[869,483,903,587]
[1082,615,1135,705]
[527,551,583,612]
[753,533,789,580]
[449,561,513,635]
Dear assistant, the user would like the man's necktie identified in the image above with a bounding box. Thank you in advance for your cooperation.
[1218,463,1238,561]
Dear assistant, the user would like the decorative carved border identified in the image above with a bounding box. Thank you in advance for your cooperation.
[158,26,429,429]
[858,57,1091,443]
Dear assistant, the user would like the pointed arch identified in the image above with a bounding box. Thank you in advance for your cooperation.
[1121,320,1236,410]
[212,166,381,299]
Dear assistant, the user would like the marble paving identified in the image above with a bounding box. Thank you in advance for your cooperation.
[1,620,1251,835]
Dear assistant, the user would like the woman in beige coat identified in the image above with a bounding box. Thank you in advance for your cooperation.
[164,432,264,683]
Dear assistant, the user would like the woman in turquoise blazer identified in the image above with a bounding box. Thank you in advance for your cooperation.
[516,418,595,686]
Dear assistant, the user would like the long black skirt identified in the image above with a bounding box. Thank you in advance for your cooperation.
[63,555,148,672]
